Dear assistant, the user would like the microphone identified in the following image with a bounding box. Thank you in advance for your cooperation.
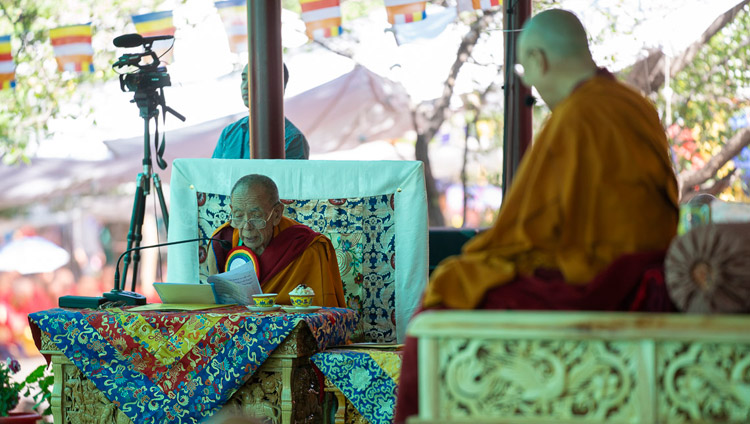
[113,33,145,48]
[113,33,174,48]
[58,236,232,308]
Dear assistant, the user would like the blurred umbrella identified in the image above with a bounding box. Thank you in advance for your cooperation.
[0,236,70,275]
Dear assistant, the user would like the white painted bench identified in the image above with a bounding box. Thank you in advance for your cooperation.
[406,310,750,424]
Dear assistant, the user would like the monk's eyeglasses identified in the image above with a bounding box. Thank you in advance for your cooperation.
[230,206,276,230]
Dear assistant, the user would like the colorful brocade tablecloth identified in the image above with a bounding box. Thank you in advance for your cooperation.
[29,306,358,424]
[311,348,403,424]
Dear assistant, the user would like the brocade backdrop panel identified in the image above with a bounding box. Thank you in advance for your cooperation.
[195,192,397,343]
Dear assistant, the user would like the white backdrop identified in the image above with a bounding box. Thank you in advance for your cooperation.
[167,158,428,343]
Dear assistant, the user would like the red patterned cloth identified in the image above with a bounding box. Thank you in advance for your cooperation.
[29,306,358,424]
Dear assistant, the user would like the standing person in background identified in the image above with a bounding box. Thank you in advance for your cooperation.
[212,63,310,159]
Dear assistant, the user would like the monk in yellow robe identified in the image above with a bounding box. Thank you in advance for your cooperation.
[207,174,346,307]
[422,9,679,310]
[396,10,679,421]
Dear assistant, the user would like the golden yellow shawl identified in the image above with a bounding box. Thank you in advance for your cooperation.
[424,74,679,309]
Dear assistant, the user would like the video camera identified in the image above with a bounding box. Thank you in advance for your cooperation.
[112,33,173,93]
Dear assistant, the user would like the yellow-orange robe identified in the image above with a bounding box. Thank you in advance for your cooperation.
[207,216,346,307]
[423,73,679,309]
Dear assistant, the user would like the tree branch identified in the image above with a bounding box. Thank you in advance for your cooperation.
[418,8,500,142]
[412,9,500,226]
[620,0,750,94]
[681,170,737,203]
[312,39,355,59]
[678,127,750,196]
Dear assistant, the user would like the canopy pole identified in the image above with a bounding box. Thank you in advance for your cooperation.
[247,0,285,159]
[501,0,532,197]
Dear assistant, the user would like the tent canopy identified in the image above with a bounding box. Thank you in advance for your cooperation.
[0,65,413,209]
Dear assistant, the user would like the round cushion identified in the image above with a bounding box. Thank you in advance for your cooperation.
[665,223,750,313]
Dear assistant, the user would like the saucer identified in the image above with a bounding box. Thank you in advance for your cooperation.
[247,305,282,312]
[281,305,321,313]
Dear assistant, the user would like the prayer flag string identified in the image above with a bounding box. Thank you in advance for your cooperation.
[50,24,94,74]
[300,0,342,40]
[215,0,248,53]
[0,35,15,90]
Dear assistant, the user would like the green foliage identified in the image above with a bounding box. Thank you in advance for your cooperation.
[0,358,22,416]
[0,0,181,164]
[1,358,52,417]
[281,0,301,14]
[659,3,750,199]
[22,364,54,417]
[668,5,750,135]
[340,0,384,22]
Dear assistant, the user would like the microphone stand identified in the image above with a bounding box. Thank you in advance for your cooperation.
[59,237,232,308]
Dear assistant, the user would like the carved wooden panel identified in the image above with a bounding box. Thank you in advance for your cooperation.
[408,311,750,424]
[221,370,283,422]
[436,339,643,421]
[53,358,133,424]
[657,342,750,423]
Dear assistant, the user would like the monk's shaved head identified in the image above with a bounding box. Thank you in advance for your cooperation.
[519,9,592,63]
[515,9,597,110]
[231,174,280,208]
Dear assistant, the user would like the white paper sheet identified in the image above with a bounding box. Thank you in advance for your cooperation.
[208,261,262,305]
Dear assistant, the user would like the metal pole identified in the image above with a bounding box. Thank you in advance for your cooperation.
[501,0,532,197]
[517,0,532,160]
[248,0,285,159]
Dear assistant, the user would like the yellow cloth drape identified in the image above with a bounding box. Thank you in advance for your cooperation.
[423,74,679,309]
[262,217,346,307]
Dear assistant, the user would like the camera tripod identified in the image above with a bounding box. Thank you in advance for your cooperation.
[105,86,185,304]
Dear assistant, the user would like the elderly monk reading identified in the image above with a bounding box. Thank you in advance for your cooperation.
[395,9,679,422]
[207,174,346,307]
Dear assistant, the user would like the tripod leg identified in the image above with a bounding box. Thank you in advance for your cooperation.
[121,173,148,292]
[153,173,169,231]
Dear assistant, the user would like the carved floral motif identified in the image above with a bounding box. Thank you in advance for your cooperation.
[439,339,641,421]
[429,336,750,423]
[658,342,750,422]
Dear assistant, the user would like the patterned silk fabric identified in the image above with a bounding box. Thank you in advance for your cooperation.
[197,193,397,343]
[312,348,403,424]
[29,306,358,424]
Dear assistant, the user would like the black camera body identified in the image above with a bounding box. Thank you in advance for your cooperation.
[120,67,171,93]
[114,49,171,93]
[111,33,184,132]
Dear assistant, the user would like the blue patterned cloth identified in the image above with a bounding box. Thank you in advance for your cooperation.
[30,306,358,424]
[312,349,402,424]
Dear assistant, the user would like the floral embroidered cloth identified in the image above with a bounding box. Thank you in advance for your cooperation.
[312,348,403,424]
[29,306,358,424]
